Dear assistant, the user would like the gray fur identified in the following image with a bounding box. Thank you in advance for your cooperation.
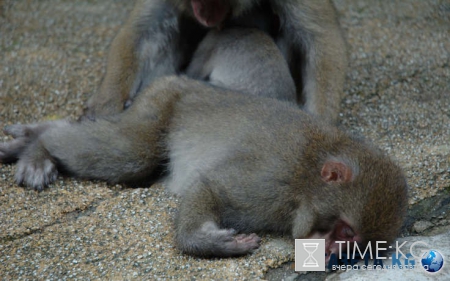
[186,28,296,102]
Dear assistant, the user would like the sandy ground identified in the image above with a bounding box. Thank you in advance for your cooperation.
[0,0,449,280]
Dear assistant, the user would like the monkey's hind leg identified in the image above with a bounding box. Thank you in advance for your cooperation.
[175,180,261,257]
[1,115,165,191]
[1,77,190,190]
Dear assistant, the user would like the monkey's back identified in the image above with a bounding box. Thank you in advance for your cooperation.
[160,77,406,238]
[164,85,331,233]
[186,28,297,102]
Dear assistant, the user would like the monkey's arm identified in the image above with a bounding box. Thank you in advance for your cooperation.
[86,0,181,118]
[274,0,347,123]
[175,179,261,257]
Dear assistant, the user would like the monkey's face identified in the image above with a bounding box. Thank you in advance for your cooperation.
[307,153,408,264]
[174,0,258,27]
[306,215,362,264]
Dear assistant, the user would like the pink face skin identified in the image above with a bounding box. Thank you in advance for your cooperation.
[307,219,362,264]
[191,0,231,27]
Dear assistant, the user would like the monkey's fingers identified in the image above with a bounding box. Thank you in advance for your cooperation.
[222,232,261,255]
[3,124,30,138]
[4,120,69,139]
[234,233,261,244]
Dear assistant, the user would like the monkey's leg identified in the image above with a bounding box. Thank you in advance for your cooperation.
[275,0,347,123]
[86,0,181,118]
[3,77,191,190]
[0,121,62,163]
[302,27,347,124]
[175,180,261,257]
[3,116,164,191]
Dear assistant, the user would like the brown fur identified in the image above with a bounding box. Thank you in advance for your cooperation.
[1,76,407,258]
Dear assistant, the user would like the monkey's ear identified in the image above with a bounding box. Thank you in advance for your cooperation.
[321,161,353,183]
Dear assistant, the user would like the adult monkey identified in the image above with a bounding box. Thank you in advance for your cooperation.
[85,0,347,124]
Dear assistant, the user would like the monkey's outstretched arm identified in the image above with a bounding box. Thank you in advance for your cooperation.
[175,179,261,257]
[86,0,182,118]
[274,0,347,123]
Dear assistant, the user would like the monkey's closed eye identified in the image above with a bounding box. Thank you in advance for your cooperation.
[341,226,355,238]
[334,220,358,241]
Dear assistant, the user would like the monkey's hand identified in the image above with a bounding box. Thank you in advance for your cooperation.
[227,232,262,254]
[176,221,261,257]
[204,228,262,256]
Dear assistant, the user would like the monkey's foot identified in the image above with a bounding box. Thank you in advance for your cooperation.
[15,156,57,191]
[13,140,58,191]
[1,121,68,164]
[0,125,33,163]
[4,121,58,138]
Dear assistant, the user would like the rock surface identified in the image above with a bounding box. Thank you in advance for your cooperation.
[0,0,449,280]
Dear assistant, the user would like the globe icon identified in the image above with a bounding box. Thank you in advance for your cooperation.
[421,250,444,273]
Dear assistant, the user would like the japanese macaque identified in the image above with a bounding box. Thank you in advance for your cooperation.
[1,76,407,259]
[85,0,347,123]
[185,28,296,102]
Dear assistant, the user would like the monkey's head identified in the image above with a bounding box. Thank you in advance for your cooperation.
[355,152,409,255]
[174,0,258,27]
[305,146,409,264]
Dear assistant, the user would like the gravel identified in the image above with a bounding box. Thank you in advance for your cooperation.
[0,0,449,279]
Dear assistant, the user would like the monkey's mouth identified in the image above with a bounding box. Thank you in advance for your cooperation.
[191,0,230,27]
[307,219,362,265]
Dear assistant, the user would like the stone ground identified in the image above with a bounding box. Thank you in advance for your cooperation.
[0,0,449,280]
